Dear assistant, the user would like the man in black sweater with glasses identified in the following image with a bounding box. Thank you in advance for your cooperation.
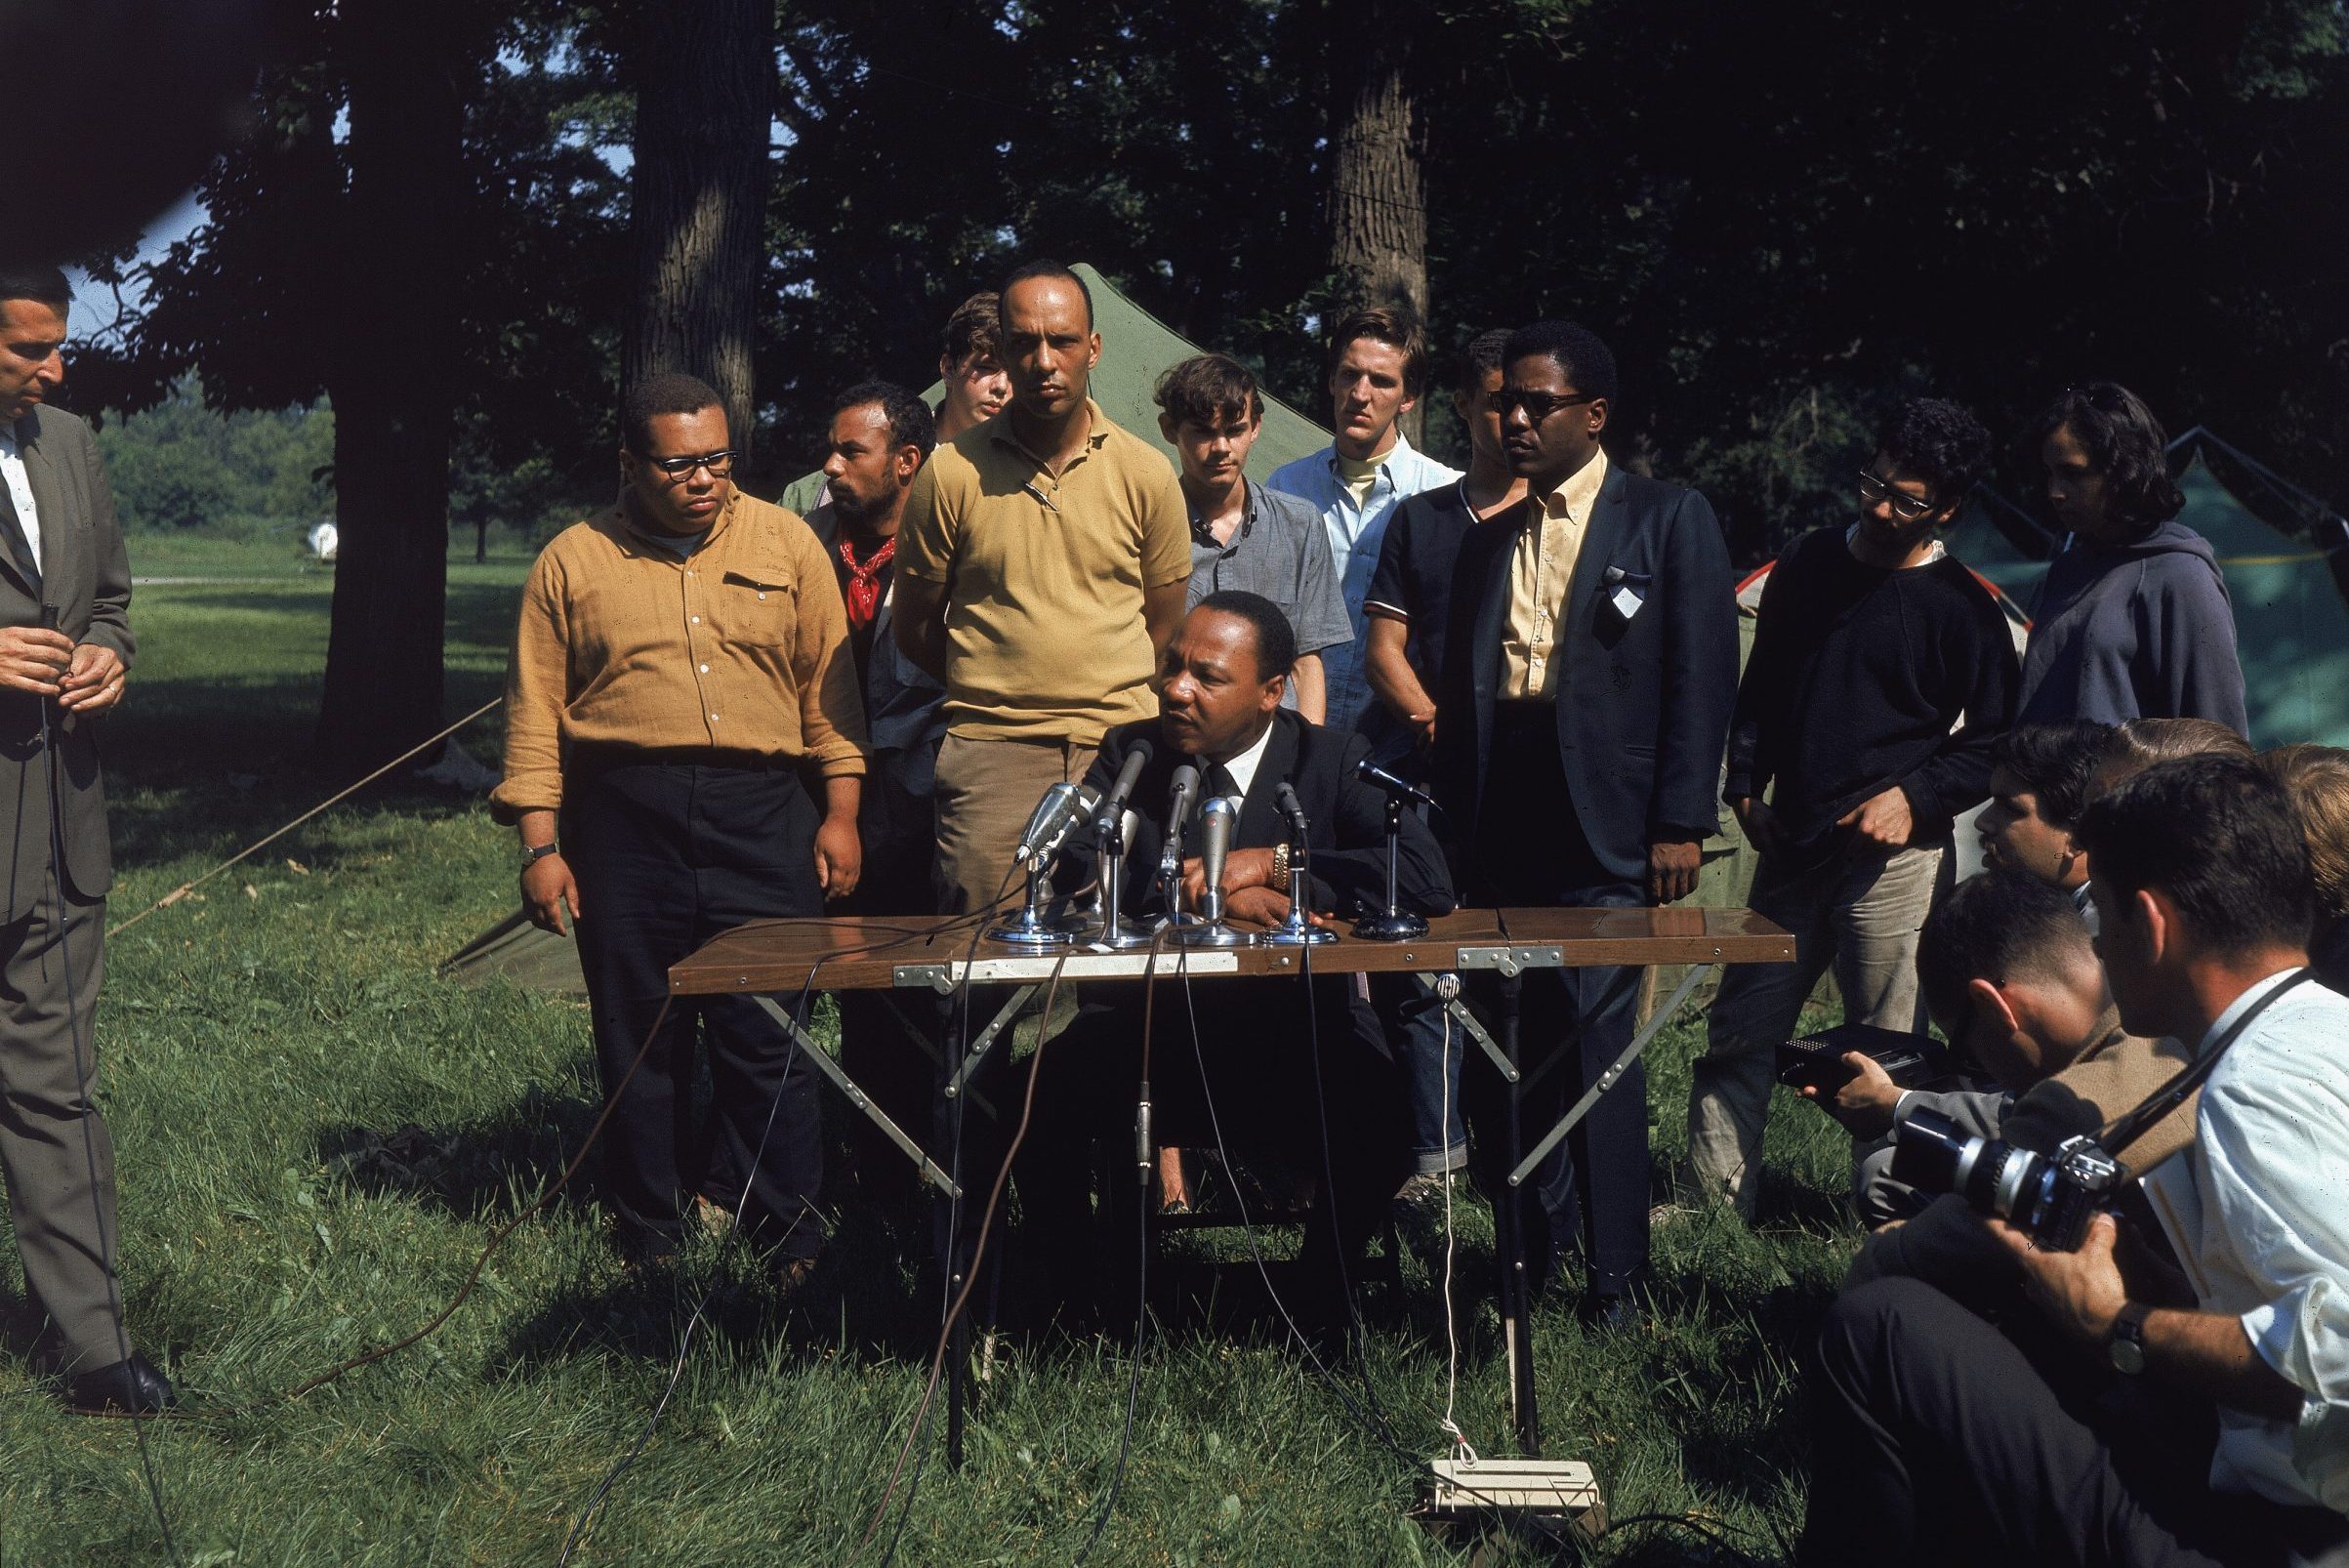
[1681,396,2020,1218]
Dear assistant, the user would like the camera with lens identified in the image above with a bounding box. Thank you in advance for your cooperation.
[1888,1108,2127,1253]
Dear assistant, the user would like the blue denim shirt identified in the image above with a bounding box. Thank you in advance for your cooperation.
[1264,433,1462,735]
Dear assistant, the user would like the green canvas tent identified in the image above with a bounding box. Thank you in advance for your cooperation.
[2168,453,2349,751]
[777,261,1330,515]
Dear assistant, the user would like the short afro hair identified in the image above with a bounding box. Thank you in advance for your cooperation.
[835,379,936,458]
[1154,353,1262,430]
[2078,754,2313,956]
[0,267,71,311]
[1916,869,2097,1040]
[1992,721,2113,832]
[2029,381,2185,537]
[1193,589,1298,681]
[1876,396,1994,506]
[1453,328,1513,399]
[1001,258,1092,330]
[1502,320,1618,404]
[622,372,725,453]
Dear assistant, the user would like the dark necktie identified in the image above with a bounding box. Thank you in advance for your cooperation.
[0,467,38,591]
[1205,761,1239,801]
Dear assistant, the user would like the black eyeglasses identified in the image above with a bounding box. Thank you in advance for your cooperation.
[642,450,739,481]
[1493,390,1599,422]
[1857,470,1939,521]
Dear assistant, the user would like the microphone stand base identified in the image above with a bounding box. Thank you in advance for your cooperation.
[1255,922,1337,946]
[1353,910,1430,943]
[1087,920,1166,951]
[1168,922,1251,949]
[986,917,1082,948]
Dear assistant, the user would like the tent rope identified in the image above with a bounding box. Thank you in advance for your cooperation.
[107,698,503,939]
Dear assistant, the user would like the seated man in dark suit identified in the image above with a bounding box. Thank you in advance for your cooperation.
[1017,590,1454,1327]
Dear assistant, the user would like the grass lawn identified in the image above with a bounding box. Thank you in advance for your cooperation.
[0,539,1860,1565]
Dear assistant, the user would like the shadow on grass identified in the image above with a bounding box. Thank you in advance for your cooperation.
[316,1084,602,1223]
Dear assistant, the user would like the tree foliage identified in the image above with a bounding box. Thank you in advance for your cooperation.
[93,377,333,533]
[75,0,2349,580]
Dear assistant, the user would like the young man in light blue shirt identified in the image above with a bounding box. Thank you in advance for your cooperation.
[1265,304,1460,742]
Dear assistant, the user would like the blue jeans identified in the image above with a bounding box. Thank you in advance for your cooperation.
[1385,974,1467,1176]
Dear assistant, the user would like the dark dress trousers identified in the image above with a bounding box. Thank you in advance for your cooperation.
[1430,461,1737,1298]
[1018,709,1454,1318]
[0,405,140,1371]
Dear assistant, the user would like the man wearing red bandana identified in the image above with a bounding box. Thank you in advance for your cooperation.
[806,382,945,1190]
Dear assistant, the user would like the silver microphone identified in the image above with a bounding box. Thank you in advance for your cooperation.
[1012,780,1093,870]
[1196,795,1239,923]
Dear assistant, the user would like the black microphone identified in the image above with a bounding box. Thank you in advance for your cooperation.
[1274,780,1309,838]
[1166,763,1200,829]
[1161,763,1200,883]
[1094,735,1155,849]
[1354,757,1438,808]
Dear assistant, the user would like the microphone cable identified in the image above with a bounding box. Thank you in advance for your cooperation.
[862,937,1072,1566]
[555,968,823,1565]
[853,847,1058,1564]
[1068,924,1175,1567]
[35,629,181,1566]
[223,912,989,1415]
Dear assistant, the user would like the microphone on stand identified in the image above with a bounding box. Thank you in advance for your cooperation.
[1012,780,1094,870]
[994,781,1100,947]
[1161,763,1200,886]
[1196,795,1238,925]
[1093,736,1155,851]
[1259,780,1336,946]
[1274,780,1309,839]
[1354,757,1439,809]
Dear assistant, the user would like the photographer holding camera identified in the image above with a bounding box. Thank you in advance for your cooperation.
[1800,756,2349,1567]
[1823,868,2193,1294]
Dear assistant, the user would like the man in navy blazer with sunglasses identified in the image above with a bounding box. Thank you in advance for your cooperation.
[1429,319,1737,1327]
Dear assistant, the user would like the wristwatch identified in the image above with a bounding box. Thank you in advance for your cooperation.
[520,841,561,869]
[2108,1302,2151,1376]
[1269,842,1292,889]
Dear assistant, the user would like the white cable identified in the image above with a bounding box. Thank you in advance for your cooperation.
[1434,1002,1477,1466]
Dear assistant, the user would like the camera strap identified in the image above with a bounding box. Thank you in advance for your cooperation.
[2097,969,2314,1161]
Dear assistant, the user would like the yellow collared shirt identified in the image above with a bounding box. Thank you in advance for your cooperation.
[1499,449,1609,700]
[894,397,1192,744]
[491,488,869,818]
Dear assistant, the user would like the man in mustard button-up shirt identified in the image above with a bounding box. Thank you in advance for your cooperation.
[493,372,868,1275]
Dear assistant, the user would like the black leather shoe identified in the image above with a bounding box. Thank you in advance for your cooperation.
[63,1353,177,1416]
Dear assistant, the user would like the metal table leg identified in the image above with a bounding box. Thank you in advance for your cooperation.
[1495,974,1541,1455]
[751,994,960,1198]
[942,983,1039,1101]
[1508,964,1713,1191]
[1414,971,1518,1084]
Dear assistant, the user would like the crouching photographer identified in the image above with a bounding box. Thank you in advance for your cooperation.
[1799,756,2349,1567]
[1821,868,2195,1299]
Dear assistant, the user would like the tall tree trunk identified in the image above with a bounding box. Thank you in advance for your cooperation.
[315,0,470,768]
[623,0,774,460]
[1329,0,1429,442]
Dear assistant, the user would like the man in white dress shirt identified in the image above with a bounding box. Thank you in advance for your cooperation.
[1799,754,2349,1566]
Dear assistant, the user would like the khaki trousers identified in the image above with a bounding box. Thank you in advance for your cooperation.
[930,732,1094,917]
[1683,840,1947,1216]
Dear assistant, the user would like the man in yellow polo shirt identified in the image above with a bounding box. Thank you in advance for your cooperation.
[493,372,867,1279]
[894,259,1192,915]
